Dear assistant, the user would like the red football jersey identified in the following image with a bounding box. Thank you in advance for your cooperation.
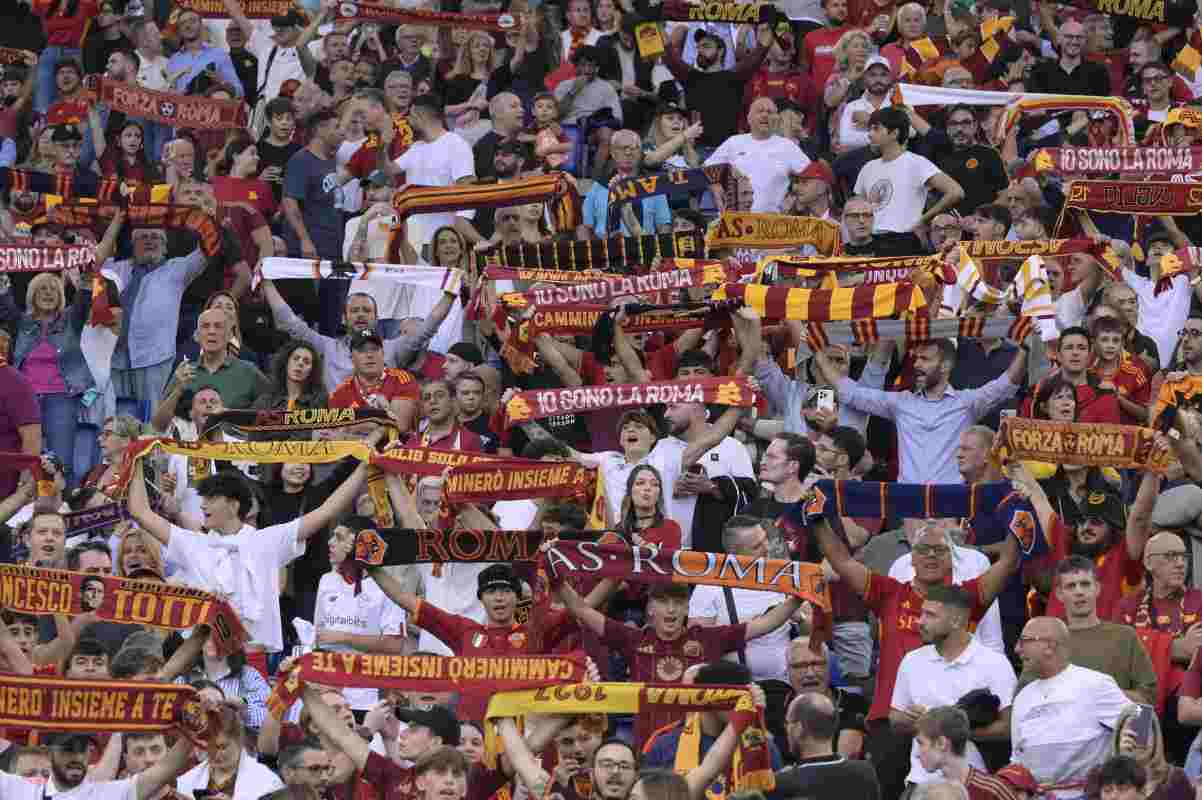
[329,367,420,410]
[1043,515,1144,622]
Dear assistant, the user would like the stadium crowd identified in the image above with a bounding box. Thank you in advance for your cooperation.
[1,0,1202,800]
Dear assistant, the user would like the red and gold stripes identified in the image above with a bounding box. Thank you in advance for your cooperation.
[712,281,927,321]
[392,173,580,233]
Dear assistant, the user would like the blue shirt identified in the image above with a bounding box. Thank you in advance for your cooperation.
[108,249,208,370]
[583,181,671,237]
[166,46,245,97]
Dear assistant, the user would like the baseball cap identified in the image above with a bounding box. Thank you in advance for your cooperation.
[45,732,98,750]
[864,55,892,73]
[50,124,83,143]
[693,28,725,48]
[1081,490,1125,533]
[395,705,461,746]
[349,329,384,350]
[271,10,304,27]
[477,563,521,597]
[362,170,392,188]
[655,99,688,117]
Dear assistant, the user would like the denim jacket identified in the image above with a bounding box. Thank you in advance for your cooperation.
[0,287,95,396]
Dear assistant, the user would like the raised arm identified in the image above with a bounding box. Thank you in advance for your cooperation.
[613,307,650,384]
[813,517,870,596]
[133,735,192,800]
[128,456,172,546]
[916,171,965,230]
[297,460,371,541]
[221,0,254,43]
[681,406,741,469]
[498,717,552,791]
[973,523,1019,609]
[302,683,370,771]
[95,208,126,267]
[383,471,426,529]
[685,686,765,798]
[1126,467,1163,562]
[555,580,607,637]
[744,595,802,640]
[534,333,583,386]
[366,565,421,617]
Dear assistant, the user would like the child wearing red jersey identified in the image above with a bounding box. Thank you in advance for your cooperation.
[1090,317,1151,426]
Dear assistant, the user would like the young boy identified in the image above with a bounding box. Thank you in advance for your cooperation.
[1089,316,1150,425]
[527,92,572,170]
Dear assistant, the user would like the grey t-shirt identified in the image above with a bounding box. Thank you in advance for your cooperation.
[282,148,345,259]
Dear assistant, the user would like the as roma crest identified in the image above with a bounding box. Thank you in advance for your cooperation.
[354,529,387,566]
[1009,509,1037,556]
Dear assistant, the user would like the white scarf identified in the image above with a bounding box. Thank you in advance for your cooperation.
[256,258,464,295]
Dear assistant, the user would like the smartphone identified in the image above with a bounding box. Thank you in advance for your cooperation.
[816,389,836,413]
[1130,704,1156,747]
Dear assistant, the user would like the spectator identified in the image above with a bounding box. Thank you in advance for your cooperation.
[1107,706,1193,800]
[165,10,243,98]
[0,730,191,798]
[914,707,1018,800]
[935,106,1008,215]
[828,49,889,155]
[801,0,854,92]
[582,129,671,237]
[786,637,871,758]
[327,330,419,431]
[705,96,810,213]
[1027,20,1110,97]
[1011,616,1134,792]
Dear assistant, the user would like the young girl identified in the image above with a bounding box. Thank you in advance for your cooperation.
[528,92,572,170]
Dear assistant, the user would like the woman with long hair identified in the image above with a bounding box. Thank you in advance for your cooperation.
[177,636,272,734]
[1028,373,1120,504]
[642,101,702,171]
[822,29,875,153]
[96,120,160,186]
[619,463,681,550]
[116,526,167,578]
[444,31,496,128]
[254,339,329,413]
[0,269,93,486]
[1106,706,1193,800]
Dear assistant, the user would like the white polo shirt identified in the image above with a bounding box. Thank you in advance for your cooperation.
[891,636,1017,783]
[0,773,137,799]
[314,571,407,709]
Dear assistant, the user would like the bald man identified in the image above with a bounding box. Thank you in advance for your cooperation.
[1011,617,1133,796]
[775,692,879,799]
[1027,20,1111,97]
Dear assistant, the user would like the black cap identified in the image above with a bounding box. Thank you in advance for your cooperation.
[572,44,603,65]
[477,563,521,597]
[1081,490,1125,533]
[495,139,526,157]
[51,124,83,143]
[349,329,384,350]
[271,10,304,27]
[655,100,687,117]
[45,731,98,749]
[693,28,724,47]
[448,342,484,365]
[395,705,460,746]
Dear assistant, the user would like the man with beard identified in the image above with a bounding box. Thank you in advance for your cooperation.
[278,743,336,796]
[472,139,530,240]
[890,585,1016,786]
[165,10,243,97]
[473,92,528,182]
[0,730,192,799]
[95,209,209,415]
[774,692,879,799]
[812,513,1019,800]
[833,55,893,155]
[81,48,141,170]
[933,106,1007,215]
[558,577,799,747]
[1019,460,1160,623]
[369,560,578,719]
[404,378,484,452]
[1014,557,1156,704]
[1027,20,1110,96]
[664,26,772,151]
[787,637,870,759]
[815,337,1024,483]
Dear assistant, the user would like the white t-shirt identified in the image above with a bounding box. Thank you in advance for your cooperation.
[247,27,306,108]
[1011,664,1133,798]
[416,562,490,656]
[837,95,885,152]
[393,131,475,249]
[165,520,303,652]
[705,134,810,213]
[313,571,407,709]
[688,584,790,682]
[136,53,171,91]
[1055,284,1089,331]
[656,435,755,549]
[1122,268,1191,369]
[595,444,683,525]
[0,774,136,800]
[891,637,1017,783]
[853,151,941,234]
[888,547,1005,655]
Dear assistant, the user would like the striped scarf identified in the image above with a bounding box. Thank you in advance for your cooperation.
[607,165,730,233]
[710,280,927,320]
[50,203,223,257]
[705,212,842,255]
[475,231,705,272]
[391,173,580,232]
[333,2,522,31]
[1173,28,1202,80]
[805,313,1035,351]
[901,36,950,79]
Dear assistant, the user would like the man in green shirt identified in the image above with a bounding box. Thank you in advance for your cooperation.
[1016,555,1156,704]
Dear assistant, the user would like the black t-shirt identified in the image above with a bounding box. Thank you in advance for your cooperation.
[498,361,592,452]
[256,136,302,203]
[771,753,879,800]
[935,144,1008,216]
[461,412,499,453]
[181,228,239,312]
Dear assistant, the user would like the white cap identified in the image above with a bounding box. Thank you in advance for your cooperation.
[864,55,892,73]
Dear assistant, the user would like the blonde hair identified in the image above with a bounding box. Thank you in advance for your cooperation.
[1110,705,1170,788]
[26,272,66,314]
[116,528,166,578]
[448,31,495,79]
[833,29,874,71]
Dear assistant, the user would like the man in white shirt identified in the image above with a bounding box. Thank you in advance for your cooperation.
[690,517,791,682]
[127,432,379,656]
[1011,616,1133,798]
[228,8,314,114]
[705,96,810,212]
[853,105,964,255]
[379,94,475,250]
[836,54,893,153]
[890,585,1017,785]
[0,731,192,800]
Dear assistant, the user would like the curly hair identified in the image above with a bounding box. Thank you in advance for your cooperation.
[832,29,874,71]
[269,339,326,399]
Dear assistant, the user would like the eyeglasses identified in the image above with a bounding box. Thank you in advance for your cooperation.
[596,761,636,772]
[789,661,826,672]
[1149,551,1189,562]
[1017,635,1051,646]
[912,544,950,557]
[1179,329,1202,339]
